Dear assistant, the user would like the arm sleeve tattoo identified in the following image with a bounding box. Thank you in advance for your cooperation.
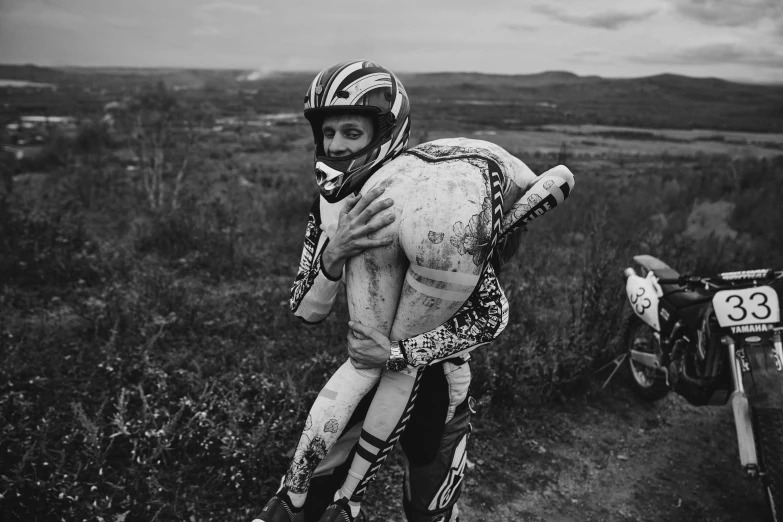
[400,263,509,367]
[290,197,342,324]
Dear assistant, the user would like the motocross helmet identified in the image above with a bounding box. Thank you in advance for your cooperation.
[304,60,411,203]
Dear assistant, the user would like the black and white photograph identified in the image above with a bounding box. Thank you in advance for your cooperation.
[1,1,783,521]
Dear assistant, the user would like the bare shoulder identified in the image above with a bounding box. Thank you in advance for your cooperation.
[407,138,537,208]
[361,154,420,197]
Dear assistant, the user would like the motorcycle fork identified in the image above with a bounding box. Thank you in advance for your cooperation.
[726,336,759,477]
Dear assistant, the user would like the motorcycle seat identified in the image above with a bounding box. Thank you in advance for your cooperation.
[633,255,713,309]
[633,254,680,281]
[662,288,713,309]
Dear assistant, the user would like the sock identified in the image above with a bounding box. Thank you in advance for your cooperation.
[338,368,420,505]
[334,490,362,518]
[287,491,307,509]
[272,476,304,510]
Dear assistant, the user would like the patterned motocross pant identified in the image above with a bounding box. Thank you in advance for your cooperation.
[302,360,473,522]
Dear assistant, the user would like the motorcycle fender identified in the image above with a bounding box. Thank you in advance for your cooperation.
[626,273,660,331]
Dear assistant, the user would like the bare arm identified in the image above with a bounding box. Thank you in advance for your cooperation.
[290,189,397,324]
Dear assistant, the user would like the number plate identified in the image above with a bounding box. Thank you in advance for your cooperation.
[712,286,780,328]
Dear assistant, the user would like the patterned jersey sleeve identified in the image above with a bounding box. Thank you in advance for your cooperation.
[290,197,343,324]
[399,263,509,367]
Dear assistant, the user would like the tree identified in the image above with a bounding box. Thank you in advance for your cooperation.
[116,81,213,212]
[558,141,568,164]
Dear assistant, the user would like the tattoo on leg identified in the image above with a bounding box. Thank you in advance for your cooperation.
[428,231,444,244]
[449,197,493,267]
[285,435,328,494]
[324,419,339,433]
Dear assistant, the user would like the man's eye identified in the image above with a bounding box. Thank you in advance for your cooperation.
[323,130,334,138]
[346,132,361,139]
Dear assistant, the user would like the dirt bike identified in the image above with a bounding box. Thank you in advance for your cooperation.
[620,255,783,520]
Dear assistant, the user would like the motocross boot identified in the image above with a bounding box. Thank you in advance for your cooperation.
[253,486,305,522]
[317,497,366,522]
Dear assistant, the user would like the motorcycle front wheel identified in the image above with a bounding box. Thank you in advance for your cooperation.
[623,313,669,401]
[753,407,783,522]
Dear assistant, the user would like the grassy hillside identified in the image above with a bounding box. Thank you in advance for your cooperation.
[1,65,782,132]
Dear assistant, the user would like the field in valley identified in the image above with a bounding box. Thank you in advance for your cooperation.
[458,124,783,159]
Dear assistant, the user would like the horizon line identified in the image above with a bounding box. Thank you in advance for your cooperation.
[1,62,781,86]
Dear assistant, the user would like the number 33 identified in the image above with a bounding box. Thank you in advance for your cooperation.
[632,287,652,314]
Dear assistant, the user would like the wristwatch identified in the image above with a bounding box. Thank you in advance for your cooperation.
[386,340,407,372]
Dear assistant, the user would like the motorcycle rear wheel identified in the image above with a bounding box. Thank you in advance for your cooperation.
[623,314,669,401]
[753,407,783,522]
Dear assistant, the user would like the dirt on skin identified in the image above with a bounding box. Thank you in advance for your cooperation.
[362,389,771,522]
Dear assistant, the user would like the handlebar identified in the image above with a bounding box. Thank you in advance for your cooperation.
[657,275,702,285]
[657,270,782,288]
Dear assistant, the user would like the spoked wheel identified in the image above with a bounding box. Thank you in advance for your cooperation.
[753,407,783,522]
[623,314,669,401]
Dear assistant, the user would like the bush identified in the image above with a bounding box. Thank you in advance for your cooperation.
[0,207,103,290]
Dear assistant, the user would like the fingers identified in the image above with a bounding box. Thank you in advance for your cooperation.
[349,358,372,370]
[356,197,394,225]
[346,341,372,369]
[340,192,363,214]
[355,215,396,238]
[349,187,388,219]
[353,237,394,250]
[348,320,371,337]
[349,328,369,341]
[348,320,389,345]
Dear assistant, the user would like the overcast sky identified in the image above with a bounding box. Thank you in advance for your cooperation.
[1,0,781,82]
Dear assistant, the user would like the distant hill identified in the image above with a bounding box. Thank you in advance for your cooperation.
[0,64,68,83]
[399,71,783,133]
[0,65,781,132]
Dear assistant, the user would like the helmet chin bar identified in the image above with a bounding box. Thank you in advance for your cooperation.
[315,161,345,196]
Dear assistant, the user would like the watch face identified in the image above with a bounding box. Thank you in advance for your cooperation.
[386,358,406,372]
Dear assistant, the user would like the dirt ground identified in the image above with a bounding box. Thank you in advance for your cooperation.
[363,388,770,522]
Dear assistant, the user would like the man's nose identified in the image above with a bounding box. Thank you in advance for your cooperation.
[328,136,349,156]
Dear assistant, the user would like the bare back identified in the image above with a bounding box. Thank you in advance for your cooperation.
[344,138,535,345]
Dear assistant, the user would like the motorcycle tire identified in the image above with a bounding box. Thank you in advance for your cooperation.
[753,407,783,522]
[622,313,669,401]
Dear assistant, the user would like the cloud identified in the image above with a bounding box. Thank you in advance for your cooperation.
[635,42,783,68]
[192,2,265,39]
[191,25,221,37]
[533,5,658,30]
[199,2,267,16]
[504,23,538,32]
[1,0,140,30]
[673,0,781,27]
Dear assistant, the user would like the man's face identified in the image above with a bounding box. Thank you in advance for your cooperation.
[321,113,374,157]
